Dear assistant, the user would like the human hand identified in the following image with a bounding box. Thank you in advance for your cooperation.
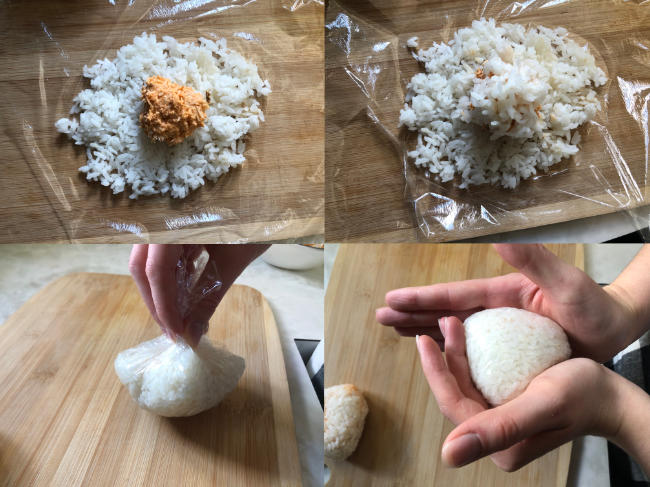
[415,318,623,471]
[129,244,268,346]
[377,244,636,362]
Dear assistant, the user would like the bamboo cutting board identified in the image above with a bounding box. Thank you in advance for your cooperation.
[0,0,323,243]
[325,244,582,486]
[0,274,302,486]
[325,0,650,242]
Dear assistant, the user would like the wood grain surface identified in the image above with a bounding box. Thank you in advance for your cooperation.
[325,0,650,242]
[0,0,323,243]
[325,244,583,486]
[0,274,302,486]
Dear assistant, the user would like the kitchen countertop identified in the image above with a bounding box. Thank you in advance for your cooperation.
[0,244,324,487]
[466,208,650,243]
[325,243,644,487]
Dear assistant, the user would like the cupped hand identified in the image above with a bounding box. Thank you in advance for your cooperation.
[377,244,635,362]
[129,244,268,346]
[416,317,622,471]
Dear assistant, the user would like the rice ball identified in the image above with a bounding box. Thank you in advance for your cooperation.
[114,335,245,417]
[463,308,571,406]
[324,384,369,461]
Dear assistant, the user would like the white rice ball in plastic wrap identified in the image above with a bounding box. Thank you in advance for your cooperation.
[114,335,245,417]
[464,307,571,406]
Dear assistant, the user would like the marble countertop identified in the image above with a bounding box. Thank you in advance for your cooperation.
[325,243,643,487]
[0,244,323,487]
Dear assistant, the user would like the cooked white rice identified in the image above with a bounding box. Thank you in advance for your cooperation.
[324,384,368,461]
[114,335,245,417]
[56,33,271,199]
[400,18,607,189]
[464,307,571,405]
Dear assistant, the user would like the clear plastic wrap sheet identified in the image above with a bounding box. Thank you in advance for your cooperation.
[176,244,222,341]
[114,334,246,417]
[0,0,324,243]
[115,245,235,417]
[325,0,650,242]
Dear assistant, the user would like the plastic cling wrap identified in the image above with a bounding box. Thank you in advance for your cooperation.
[114,334,246,417]
[0,0,324,243]
[114,244,245,417]
[175,244,222,341]
[326,0,650,241]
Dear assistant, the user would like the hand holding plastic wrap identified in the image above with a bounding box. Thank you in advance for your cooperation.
[326,0,650,241]
[119,244,251,417]
[129,244,223,347]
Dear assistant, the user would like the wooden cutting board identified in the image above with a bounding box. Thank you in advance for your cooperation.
[0,274,302,486]
[325,244,583,486]
[0,1,323,243]
[325,0,649,242]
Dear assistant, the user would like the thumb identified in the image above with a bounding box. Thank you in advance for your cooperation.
[182,289,223,347]
[494,244,580,293]
[441,388,559,467]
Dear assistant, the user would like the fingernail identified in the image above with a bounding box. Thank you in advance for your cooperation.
[438,318,447,338]
[415,334,421,351]
[441,433,482,467]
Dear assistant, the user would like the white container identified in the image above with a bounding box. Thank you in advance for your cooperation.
[262,245,323,271]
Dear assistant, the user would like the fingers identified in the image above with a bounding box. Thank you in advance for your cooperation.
[416,334,464,421]
[183,290,221,347]
[130,244,263,344]
[184,320,209,348]
[441,317,487,406]
[416,335,484,425]
[146,245,184,337]
[384,274,525,312]
[175,244,268,345]
[205,244,269,291]
[494,244,579,296]
[376,307,478,328]
[489,427,573,472]
[441,387,563,468]
[394,326,444,342]
[180,251,224,346]
[129,245,160,325]
[395,329,445,351]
